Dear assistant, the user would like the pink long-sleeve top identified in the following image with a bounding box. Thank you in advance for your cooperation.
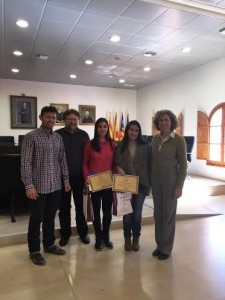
[83,140,117,182]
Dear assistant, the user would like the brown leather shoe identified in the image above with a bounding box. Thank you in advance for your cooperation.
[132,237,140,251]
[44,245,65,255]
[158,253,170,260]
[124,237,132,251]
[30,252,46,266]
[152,249,161,257]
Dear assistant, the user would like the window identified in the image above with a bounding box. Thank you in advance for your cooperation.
[197,103,225,167]
[208,104,225,166]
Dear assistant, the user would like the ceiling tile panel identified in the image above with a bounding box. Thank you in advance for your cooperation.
[89,42,119,53]
[69,27,103,47]
[152,8,198,28]
[124,35,155,49]
[76,11,116,29]
[43,60,74,82]
[137,23,176,41]
[43,3,82,24]
[31,21,73,57]
[181,15,224,32]
[122,1,167,22]
[87,0,134,16]
[48,0,90,9]
[108,17,148,35]
[114,45,142,56]
[103,54,131,65]
[217,0,225,8]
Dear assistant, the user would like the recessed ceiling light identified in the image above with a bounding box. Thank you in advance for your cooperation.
[85,60,93,65]
[144,51,157,57]
[108,74,115,78]
[119,79,125,84]
[13,50,23,56]
[16,19,28,28]
[36,54,48,60]
[11,68,19,73]
[70,74,77,79]
[109,35,121,42]
[219,28,225,35]
[181,47,191,53]
[143,67,151,72]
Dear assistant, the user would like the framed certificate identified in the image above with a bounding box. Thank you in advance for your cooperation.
[88,171,113,192]
[112,174,139,194]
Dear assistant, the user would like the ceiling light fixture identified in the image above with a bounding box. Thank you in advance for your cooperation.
[85,60,93,65]
[70,74,77,79]
[143,67,151,72]
[36,54,48,60]
[181,47,191,53]
[13,50,23,56]
[144,51,157,57]
[219,28,225,35]
[119,79,125,84]
[16,19,28,28]
[11,68,19,73]
[109,35,121,42]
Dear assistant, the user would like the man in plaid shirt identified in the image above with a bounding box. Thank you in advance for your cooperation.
[21,106,71,266]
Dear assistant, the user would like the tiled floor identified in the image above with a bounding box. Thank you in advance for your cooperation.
[1,216,225,300]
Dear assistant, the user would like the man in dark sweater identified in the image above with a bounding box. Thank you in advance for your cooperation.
[56,109,90,246]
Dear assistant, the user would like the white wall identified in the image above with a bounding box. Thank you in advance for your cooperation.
[137,57,225,181]
[0,79,136,142]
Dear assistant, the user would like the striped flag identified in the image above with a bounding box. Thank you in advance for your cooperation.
[119,113,125,141]
[108,112,113,139]
[113,112,119,141]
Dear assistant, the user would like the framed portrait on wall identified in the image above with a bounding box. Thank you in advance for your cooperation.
[50,103,69,125]
[10,95,37,129]
[79,105,96,125]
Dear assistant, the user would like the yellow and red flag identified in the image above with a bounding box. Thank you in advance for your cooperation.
[113,112,119,141]
[108,112,113,139]
[119,113,125,141]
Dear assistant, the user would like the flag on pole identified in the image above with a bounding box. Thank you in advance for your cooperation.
[126,112,129,125]
[108,112,113,139]
[119,113,125,141]
[113,112,119,141]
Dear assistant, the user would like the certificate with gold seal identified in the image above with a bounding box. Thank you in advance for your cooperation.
[112,174,139,194]
[88,171,113,192]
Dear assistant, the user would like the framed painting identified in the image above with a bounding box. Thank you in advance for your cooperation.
[50,103,69,125]
[10,95,37,129]
[79,105,96,125]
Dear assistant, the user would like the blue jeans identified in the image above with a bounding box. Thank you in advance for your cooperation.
[123,184,146,238]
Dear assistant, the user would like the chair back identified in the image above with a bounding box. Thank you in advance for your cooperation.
[184,136,195,162]
[18,135,25,146]
[0,136,15,146]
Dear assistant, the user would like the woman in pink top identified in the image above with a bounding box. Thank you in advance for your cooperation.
[83,118,117,251]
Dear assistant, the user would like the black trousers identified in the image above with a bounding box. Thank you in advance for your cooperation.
[28,190,61,253]
[91,189,113,240]
[58,174,88,239]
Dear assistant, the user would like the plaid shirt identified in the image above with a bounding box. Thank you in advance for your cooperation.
[21,127,69,194]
